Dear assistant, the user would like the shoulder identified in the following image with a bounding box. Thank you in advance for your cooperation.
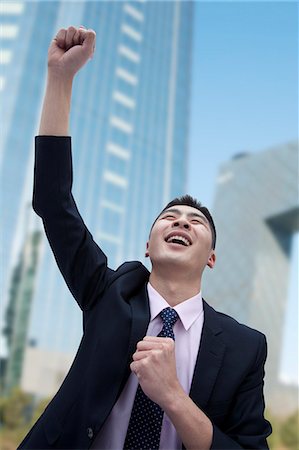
[203,300,268,373]
[107,260,150,291]
[203,299,266,347]
[112,260,150,278]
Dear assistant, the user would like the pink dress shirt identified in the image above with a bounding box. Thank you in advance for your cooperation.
[92,282,204,450]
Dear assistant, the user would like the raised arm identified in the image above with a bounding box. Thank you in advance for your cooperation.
[34,27,112,310]
[39,26,95,135]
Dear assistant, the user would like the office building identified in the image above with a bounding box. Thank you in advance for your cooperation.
[203,142,299,412]
[2,1,193,396]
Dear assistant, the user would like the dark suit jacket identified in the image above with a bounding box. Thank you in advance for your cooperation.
[18,136,271,450]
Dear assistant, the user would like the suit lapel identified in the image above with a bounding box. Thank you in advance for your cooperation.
[129,283,151,352]
[117,284,150,395]
[189,300,226,409]
[124,289,226,411]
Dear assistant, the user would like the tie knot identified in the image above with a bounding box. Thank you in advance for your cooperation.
[159,307,179,328]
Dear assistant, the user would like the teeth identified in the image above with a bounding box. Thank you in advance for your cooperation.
[166,235,190,246]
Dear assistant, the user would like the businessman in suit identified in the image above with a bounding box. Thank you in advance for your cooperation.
[18,26,271,449]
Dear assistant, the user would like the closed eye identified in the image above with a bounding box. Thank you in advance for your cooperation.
[191,219,205,225]
[162,214,176,219]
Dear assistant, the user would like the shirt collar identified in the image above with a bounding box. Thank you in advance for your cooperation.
[147,282,203,331]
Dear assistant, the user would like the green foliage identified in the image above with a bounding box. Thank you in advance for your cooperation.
[0,388,32,429]
[280,410,299,450]
[0,389,52,449]
[0,426,30,450]
[265,409,281,449]
[30,397,51,424]
[0,390,298,450]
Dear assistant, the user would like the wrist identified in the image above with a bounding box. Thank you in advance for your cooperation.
[160,382,187,413]
[47,69,74,91]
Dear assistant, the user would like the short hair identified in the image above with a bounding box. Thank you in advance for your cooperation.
[152,194,216,249]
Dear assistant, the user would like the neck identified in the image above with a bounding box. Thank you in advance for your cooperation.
[149,267,202,306]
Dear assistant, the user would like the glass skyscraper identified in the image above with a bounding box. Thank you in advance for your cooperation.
[202,142,298,411]
[2,1,193,396]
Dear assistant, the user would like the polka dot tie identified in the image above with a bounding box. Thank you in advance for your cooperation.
[123,307,179,450]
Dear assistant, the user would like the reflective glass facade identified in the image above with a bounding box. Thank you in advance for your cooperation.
[2,1,193,395]
[203,142,298,406]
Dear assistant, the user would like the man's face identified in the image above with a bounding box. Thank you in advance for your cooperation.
[146,205,216,274]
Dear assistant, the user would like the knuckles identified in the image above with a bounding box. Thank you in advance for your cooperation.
[136,338,174,352]
[132,352,139,361]
[139,358,149,370]
[55,26,96,44]
[136,341,143,350]
[160,339,174,352]
[67,26,76,33]
[151,350,163,362]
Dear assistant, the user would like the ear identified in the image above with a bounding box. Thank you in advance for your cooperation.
[207,251,216,269]
[145,241,149,257]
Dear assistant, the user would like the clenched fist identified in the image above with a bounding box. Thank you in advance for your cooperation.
[131,336,182,409]
[48,26,96,79]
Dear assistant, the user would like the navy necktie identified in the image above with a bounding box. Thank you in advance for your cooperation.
[124,307,179,450]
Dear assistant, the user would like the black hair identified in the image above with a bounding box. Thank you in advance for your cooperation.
[153,194,216,249]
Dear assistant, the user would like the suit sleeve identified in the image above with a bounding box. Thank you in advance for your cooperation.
[210,333,272,449]
[33,136,112,310]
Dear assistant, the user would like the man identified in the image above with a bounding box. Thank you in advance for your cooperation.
[18,26,271,450]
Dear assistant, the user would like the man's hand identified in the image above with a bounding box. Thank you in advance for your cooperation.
[38,25,96,135]
[130,336,183,408]
[48,26,96,80]
[131,336,213,449]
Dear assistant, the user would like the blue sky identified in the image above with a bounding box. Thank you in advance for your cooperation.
[188,1,298,383]
[189,0,297,207]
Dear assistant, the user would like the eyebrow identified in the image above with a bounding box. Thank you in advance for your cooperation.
[162,208,209,223]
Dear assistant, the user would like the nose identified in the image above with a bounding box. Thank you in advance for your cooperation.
[173,219,190,230]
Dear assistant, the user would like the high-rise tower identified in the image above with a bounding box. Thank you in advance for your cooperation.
[2,1,193,397]
[203,142,298,410]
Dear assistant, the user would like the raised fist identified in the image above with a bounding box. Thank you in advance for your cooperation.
[48,26,96,79]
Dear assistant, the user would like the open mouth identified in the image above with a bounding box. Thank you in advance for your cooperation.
[165,235,191,246]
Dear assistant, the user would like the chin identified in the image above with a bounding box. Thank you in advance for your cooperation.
[154,254,190,267]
